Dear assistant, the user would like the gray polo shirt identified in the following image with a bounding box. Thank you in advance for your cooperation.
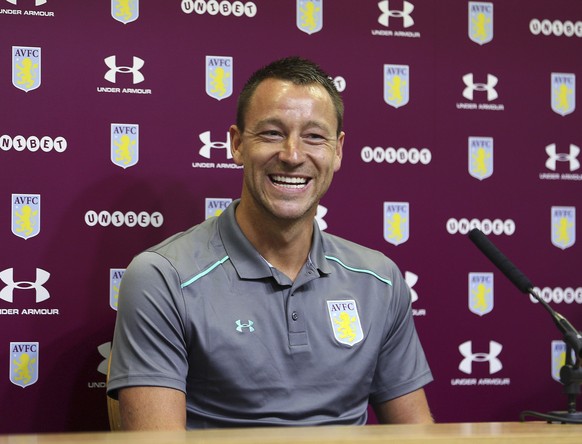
[107,200,432,428]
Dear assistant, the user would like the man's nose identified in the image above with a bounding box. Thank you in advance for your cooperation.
[279,136,306,164]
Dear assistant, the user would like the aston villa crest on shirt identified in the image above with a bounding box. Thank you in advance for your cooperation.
[111,123,139,169]
[111,0,139,24]
[468,137,493,180]
[468,2,493,45]
[326,300,363,346]
[551,73,576,116]
[384,64,409,108]
[12,194,40,240]
[297,0,323,35]
[551,206,576,250]
[206,56,233,101]
[10,342,39,388]
[12,46,41,92]
[384,202,409,246]
[468,272,494,316]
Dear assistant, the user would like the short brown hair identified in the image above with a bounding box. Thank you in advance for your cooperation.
[236,56,344,136]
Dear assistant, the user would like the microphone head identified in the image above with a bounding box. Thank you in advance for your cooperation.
[468,228,481,242]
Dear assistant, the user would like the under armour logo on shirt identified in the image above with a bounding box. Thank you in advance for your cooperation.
[235,320,255,332]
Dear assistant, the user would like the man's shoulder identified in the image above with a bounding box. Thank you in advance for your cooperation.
[321,231,399,279]
[149,217,217,255]
[133,217,225,278]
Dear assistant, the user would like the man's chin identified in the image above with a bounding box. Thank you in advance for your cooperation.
[267,202,316,222]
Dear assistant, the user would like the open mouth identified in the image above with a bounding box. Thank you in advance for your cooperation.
[269,175,309,189]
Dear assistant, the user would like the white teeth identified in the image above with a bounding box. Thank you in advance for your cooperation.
[271,175,307,187]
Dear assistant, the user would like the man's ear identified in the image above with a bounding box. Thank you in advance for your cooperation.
[229,125,244,166]
[333,131,345,172]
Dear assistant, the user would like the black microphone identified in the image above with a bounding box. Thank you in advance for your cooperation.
[468,228,533,293]
[468,228,582,359]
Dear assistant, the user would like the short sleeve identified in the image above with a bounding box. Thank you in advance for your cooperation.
[106,251,189,399]
[369,267,433,404]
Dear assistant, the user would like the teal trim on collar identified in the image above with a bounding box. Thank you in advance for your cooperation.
[218,200,273,279]
[324,255,392,286]
[181,256,230,288]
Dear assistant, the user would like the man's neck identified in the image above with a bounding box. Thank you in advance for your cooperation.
[235,202,314,282]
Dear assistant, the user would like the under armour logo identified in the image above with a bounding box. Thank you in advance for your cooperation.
[0,268,50,303]
[315,205,328,231]
[404,271,419,303]
[235,320,255,332]
[96,342,111,375]
[6,0,47,5]
[462,73,498,101]
[545,143,580,171]
[458,340,502,374]
[198,131,232,159]
[378,0,414,28]
[104,56,145,84]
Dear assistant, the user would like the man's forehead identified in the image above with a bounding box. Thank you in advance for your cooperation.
[247,80,334,119]
[252,78,329,102]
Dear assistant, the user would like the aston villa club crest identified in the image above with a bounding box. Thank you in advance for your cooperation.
[110,269,125,311]
[551,206,576,250]
[468,137,493,180]
[326,300,363,346]
[205,198,232,219]
[206,56,233,101]
[551,73,576,116]
[384,64,409,108]
[551,340,567,382]
[468,2,493,45]
[468,273,494,316]
[297,0,323,35]
[10,342,39,388]
[384,202,409,246]
[12,194,40,240]
[12,46,41,92]
[111,124,139,169]
[112,0,139,24]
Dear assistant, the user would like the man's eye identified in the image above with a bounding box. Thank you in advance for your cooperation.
[304,134,327,143]
[260,131,283,139]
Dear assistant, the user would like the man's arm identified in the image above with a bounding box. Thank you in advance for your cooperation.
[372,388,433,424]
[119,386,187,430]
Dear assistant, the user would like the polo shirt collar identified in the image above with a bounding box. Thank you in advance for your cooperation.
[217,200,271,279]
[217,200,332,280]
[309,219,332,276]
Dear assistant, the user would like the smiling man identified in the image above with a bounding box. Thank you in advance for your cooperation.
[230,72,343,282]
[107,57,433,430]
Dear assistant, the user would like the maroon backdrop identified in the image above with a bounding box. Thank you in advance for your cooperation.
[1,0,581,434]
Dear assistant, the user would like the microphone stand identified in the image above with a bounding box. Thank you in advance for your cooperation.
[519,288,582,424]
[467,229,582,423]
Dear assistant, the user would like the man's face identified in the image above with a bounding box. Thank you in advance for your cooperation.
[230,78,344,223]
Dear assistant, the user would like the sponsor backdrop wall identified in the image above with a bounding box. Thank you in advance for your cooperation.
[1,0,581,434]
